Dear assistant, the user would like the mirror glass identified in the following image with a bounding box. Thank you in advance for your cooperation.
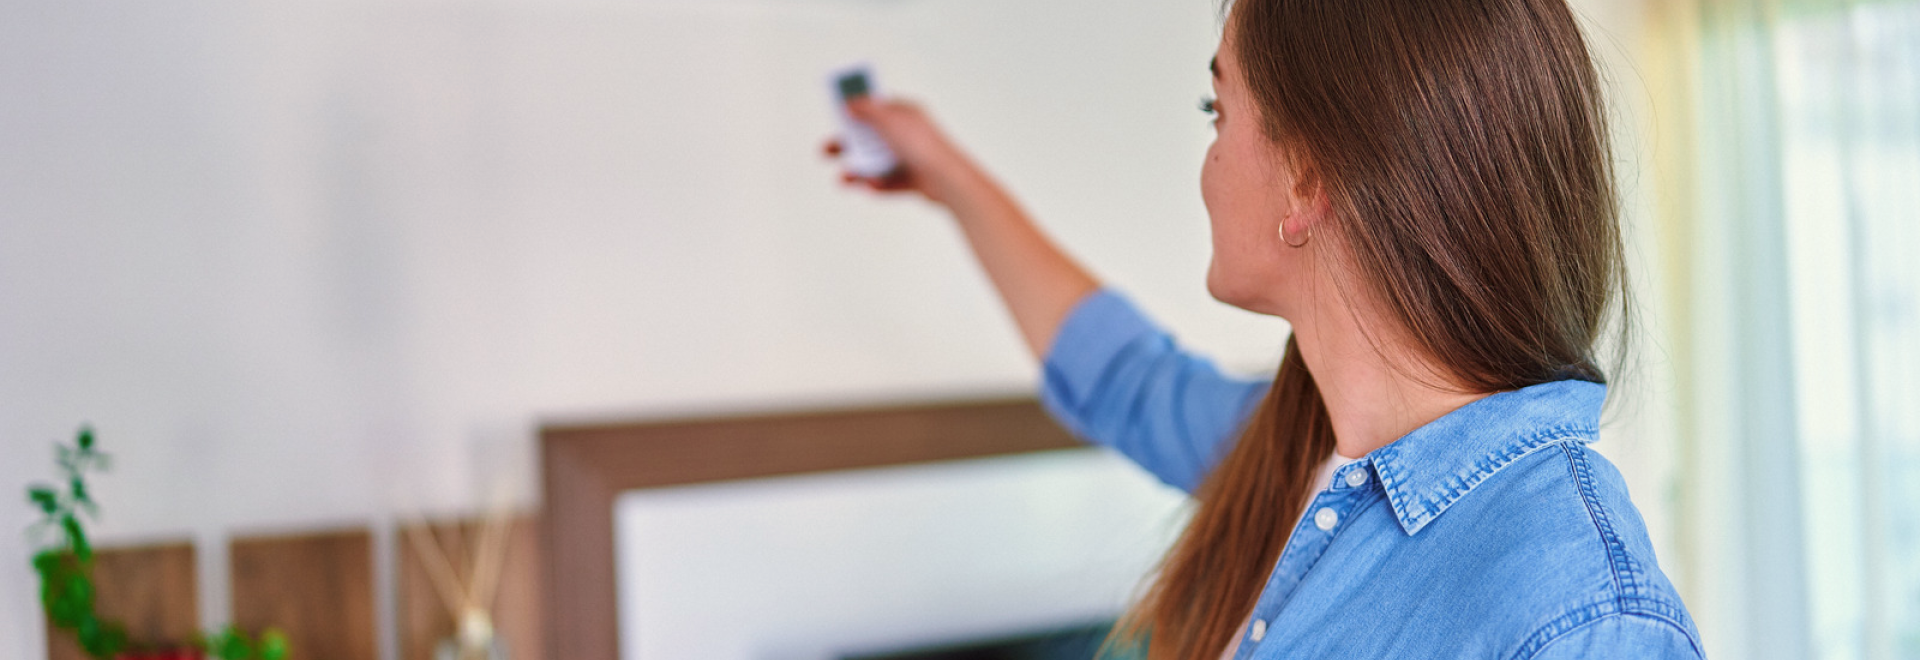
[615,448,1188,660]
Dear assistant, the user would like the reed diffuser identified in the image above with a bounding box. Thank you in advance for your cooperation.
[404,505,514,660]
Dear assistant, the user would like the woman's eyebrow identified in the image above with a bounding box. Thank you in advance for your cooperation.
[1211,56,1220,80]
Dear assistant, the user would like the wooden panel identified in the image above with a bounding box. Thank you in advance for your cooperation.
[45,542,198,660]
[397,516,543,660]
[541,396,1078,660]
[230,529,376,660]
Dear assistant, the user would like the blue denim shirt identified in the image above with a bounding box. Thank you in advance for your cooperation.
[1039,289,1704,659]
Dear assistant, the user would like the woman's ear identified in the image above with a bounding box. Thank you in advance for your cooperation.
[1289,164,1332,234]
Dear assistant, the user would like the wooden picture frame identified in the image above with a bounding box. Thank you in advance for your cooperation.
[539,396,1079,660]
[45,542,197,660]
[230,529,377,660]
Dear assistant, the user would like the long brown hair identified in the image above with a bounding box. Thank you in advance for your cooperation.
[1109,0,1626,657]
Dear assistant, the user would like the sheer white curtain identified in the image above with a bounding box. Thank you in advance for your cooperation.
[1643,1,1920,658]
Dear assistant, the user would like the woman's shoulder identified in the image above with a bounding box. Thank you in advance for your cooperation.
[1289,438,1703,658]
[1443,441,1703,658]
[1428,440,1674,593]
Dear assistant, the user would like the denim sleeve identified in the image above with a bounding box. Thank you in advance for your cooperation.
[1038,288,1272,493]
[1525,614,1704,660]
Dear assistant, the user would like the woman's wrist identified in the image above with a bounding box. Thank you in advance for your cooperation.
[930,156,1012,222]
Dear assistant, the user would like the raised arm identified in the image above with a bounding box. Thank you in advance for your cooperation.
[1039,288,1270,491]
[827,98,1097,359]
[825,97,1271,490]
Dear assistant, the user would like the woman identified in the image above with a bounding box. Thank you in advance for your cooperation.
[823,0,1702,657]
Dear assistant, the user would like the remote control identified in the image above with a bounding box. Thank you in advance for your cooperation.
[829,64,901,179]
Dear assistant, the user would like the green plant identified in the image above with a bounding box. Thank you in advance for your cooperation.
[201,625,290,660]
[26,427,290,660]
[28,426,126,658]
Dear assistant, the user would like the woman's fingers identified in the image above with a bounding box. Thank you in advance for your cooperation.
[836,170,916,194]
[845,97,913,144]
[873,169,914,191]
[845,97,877,122]
[828,141,893,192]
[826,96,952,200]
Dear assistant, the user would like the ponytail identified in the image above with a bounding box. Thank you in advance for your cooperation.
[1107,337,1334,659]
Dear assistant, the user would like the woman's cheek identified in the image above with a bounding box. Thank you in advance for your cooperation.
[1199,144,1220,213]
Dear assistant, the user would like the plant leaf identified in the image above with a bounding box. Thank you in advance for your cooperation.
[216,627,253,660]
[75,614,126,659]
[77,427,94,452]
[62,515,91,561]
[101,623,128,659]
[48,580,86,627]
[260,629,291,660]
[63,572,93,607]
[33,549,63,574]
[29,486,59,514]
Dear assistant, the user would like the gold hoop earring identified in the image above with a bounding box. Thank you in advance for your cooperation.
[1280,218,1311,248]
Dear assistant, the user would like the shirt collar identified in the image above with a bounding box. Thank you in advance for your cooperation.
[1359,379,1607,535]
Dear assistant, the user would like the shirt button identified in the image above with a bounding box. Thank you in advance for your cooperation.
[1344,469,1367,488]
[1314,507,1339,531]
[1250,618,1267,641]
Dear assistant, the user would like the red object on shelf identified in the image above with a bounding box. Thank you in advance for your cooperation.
[114,649,204,660]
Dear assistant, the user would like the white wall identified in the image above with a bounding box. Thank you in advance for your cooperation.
[0,0,1657,658]
[0,0,1252,657]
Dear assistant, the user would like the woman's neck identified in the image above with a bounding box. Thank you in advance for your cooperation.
[1291,295,1490,460]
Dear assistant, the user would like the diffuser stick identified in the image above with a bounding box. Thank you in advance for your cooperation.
[404,522,469,621]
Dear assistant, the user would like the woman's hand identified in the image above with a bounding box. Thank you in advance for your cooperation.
[822,98,981,208]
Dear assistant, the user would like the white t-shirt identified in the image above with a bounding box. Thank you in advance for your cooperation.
[1216,451,1362,660]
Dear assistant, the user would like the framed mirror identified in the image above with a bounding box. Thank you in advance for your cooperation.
[541,397,1187,660]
